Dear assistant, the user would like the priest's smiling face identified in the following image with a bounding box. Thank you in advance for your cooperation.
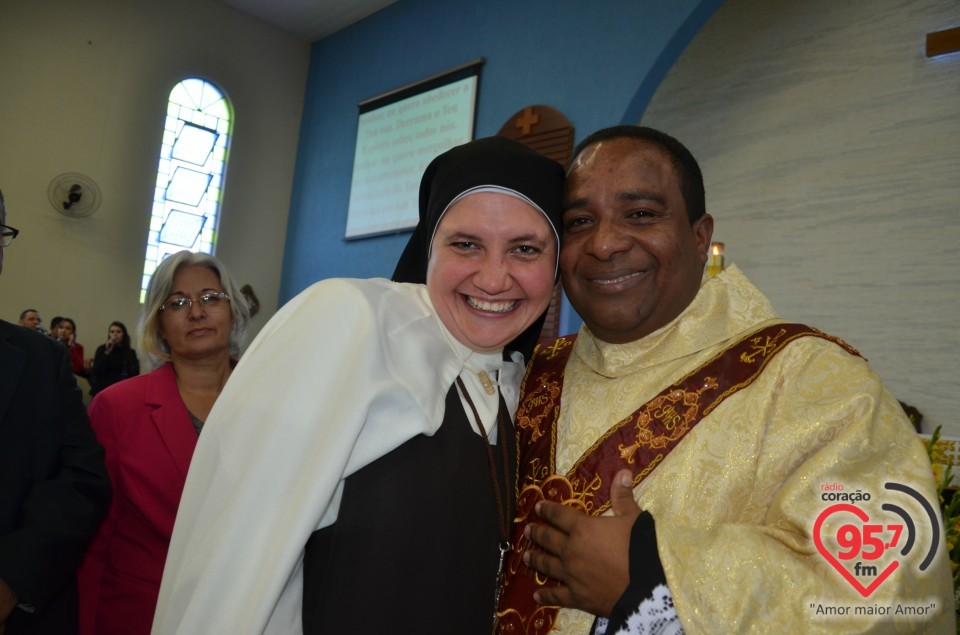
[560,137,712,344]
[426,191,557,353]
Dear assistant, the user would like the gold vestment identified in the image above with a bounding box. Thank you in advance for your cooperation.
[551,266,953,634]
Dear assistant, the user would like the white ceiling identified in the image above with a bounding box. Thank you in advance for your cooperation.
[216,0,397,42]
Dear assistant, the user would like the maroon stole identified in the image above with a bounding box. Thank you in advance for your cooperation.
[495,323,861,635]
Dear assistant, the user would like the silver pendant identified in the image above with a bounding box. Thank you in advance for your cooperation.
[492,541,511,632]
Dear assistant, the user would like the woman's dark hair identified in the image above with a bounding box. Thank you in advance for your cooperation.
[59,317,77,336]
[110,321,132,349]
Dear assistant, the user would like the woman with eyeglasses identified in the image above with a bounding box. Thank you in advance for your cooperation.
[77,250,250,635]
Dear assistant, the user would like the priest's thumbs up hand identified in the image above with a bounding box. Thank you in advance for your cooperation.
[523,469,641,616]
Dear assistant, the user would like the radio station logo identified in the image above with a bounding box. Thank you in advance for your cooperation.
[813,481,940,598]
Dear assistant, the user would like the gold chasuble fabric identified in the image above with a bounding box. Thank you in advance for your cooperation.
[511,267,954,634]
[498,324,861,634]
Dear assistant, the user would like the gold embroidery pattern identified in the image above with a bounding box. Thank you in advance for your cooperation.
[508,474,602,592]
[617,376,719,464]
[498,324,864,634]
[740,327,787,363]
[516,379,561,442]
[706,325,863,416]
[543,336,573,360]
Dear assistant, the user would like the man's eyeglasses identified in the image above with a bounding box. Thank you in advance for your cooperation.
[1,224,19,248]
[159,292,231,313]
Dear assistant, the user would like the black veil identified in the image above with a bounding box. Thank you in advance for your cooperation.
[391,136,564,360]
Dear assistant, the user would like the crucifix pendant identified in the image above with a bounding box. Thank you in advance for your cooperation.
[492,541,511,632]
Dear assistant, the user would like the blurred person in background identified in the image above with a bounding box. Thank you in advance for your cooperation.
[88,321,140,397]
[54,317,87,377]
[16,310,41,333]
[48,317,62,341]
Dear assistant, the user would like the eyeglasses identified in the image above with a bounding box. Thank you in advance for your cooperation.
[1,224,19,247]
[159,292,231,313]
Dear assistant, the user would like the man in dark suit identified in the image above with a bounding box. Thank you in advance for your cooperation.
[0,190,111,635]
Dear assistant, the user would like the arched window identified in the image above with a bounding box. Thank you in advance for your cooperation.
[141,78,232,302]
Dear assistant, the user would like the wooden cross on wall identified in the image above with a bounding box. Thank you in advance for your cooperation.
[514,107,540,136]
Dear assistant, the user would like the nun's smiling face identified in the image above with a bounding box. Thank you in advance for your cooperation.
[427,192,557,353]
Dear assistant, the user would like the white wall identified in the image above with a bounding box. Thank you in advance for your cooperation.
[0,0,309,370]
[641,0,959,434]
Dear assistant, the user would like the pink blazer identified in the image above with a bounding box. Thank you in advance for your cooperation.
[77,363,198,635]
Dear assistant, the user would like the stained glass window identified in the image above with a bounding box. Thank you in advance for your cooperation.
[141,78,232,302]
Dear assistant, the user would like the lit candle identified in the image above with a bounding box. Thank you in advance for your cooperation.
[707,242,725,277]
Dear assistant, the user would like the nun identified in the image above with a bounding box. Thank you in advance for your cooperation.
[153,136,565,635]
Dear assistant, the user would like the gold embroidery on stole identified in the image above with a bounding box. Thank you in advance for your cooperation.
[496,325,861,634]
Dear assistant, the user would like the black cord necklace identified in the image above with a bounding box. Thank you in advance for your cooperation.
[456,375,512,630]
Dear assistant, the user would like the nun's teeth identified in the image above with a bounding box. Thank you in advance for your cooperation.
[467,297,517,313]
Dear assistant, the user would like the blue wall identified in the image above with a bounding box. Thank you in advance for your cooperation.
[280,0,723,331]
